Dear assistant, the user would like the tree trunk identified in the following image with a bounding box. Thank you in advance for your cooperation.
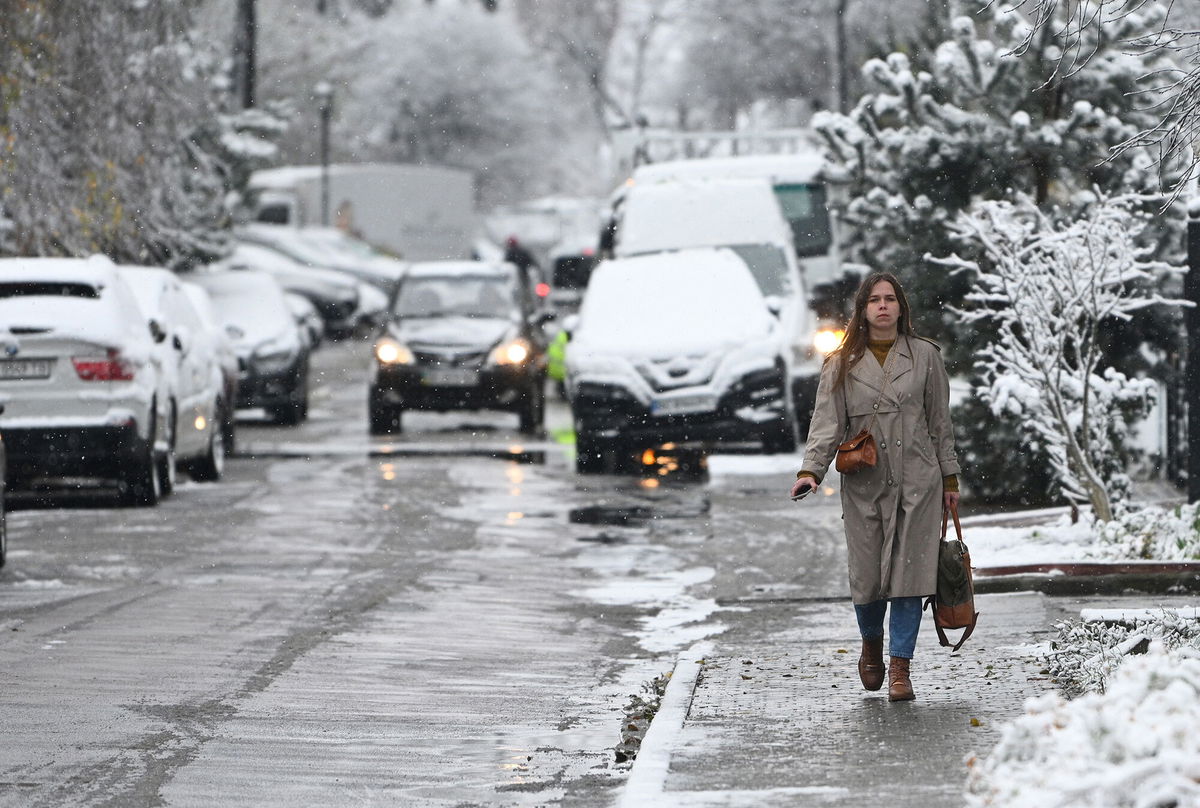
[835,0,850,113]
[232,0,256,109]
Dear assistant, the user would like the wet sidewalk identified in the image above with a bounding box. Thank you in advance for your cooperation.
[621,591,1065,808]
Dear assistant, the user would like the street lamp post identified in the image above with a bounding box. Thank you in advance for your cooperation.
[314,81,334,227]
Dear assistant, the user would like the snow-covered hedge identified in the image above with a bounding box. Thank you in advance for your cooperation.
[1095,502,1200,561]
[1045,610,1200,698]
[965,642,1200,807]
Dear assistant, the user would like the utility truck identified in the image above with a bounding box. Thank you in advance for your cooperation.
[247,163,475,261]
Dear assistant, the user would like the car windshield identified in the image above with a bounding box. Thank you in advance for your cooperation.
[726,244,793,298]
[773,183,833,258]
[393,276,514,319]
[0,282,99,299]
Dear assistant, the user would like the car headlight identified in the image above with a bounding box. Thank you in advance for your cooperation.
[490,338,531,366]
[253,337,298,373]
[375,338,414,365]
[813,328,845,356]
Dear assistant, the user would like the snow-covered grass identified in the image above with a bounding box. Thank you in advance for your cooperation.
[966,502,1200,567]
[966,638,1200,807]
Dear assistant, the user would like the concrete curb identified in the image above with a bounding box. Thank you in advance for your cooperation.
[975,562,1200,595]
[619,641,712,808]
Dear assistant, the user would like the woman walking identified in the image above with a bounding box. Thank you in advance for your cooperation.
[790,272,960,701]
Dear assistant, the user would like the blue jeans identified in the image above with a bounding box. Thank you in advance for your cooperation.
[854,597,923,659]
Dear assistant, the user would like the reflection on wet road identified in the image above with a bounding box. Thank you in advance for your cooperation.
[0,338,845,806]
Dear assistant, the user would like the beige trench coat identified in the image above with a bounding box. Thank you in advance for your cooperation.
[800,336,961,605]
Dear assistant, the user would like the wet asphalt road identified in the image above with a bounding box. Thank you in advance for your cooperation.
[0,337,848,807]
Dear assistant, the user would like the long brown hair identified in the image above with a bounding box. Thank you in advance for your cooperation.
[830,271,919,390]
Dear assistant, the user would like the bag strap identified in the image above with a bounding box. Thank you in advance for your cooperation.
[843,345,894,438]
[931,614,977,652]
[940,503,963,542]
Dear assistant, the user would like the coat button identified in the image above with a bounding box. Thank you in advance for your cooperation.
[887,479,894,486]
[873,403,878,409]
[895,440,901,446]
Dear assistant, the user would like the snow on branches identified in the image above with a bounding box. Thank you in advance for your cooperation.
[934,194,1186,520]
[999,0,1200,201]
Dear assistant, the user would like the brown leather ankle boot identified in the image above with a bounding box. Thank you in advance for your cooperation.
[888,656,914,701]
[857,637,885,691]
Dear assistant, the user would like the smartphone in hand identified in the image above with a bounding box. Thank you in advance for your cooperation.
[791,487,812,501]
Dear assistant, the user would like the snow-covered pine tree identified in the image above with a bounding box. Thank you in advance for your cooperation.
[814,1,1185,503]
[936,194,1186,518]
[815,1,1183,359]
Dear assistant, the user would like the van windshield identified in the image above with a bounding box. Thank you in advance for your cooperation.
[726,245,793,298]
[774,184,832,258]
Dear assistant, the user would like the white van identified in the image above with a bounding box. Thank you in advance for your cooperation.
[629,153,841,287]
[611,177,821,419]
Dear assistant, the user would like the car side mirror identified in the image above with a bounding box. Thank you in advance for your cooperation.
[764,295,784,316]
[149,319,167,344]
[173,325,191,354]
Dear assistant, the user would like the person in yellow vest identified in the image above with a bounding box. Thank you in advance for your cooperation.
[790,271,961,702]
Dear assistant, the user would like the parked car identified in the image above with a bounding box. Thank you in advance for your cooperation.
[0,256,170,505]
[567,248,797,474]
[1,412,7,567]
[369,261,552,435]
[546,238,599,318]
[237,223,408,294]
[180,280,240,455]
[118,266,228,485]
[284,291,324,350]
[189,270,311,425]
[216,242,363,337]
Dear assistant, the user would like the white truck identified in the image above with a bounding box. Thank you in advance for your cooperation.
[247,163,476,261]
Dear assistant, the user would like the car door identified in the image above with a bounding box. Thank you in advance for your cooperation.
[165,282,215,457]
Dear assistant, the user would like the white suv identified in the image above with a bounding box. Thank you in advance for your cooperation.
[118,266,228,486]
[567,248,796,473]
[0,256,169,505]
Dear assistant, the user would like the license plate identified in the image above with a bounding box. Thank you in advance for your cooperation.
[422,368,479,387]
[652,393,716,416]
[0,359,52,379]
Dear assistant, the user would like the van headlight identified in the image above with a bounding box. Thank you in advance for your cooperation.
[813,328,845,356]
[375,338,414,365]
[490,338,531,366]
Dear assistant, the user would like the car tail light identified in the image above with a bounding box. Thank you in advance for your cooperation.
[73,349,136,381]
[535,282,550,298]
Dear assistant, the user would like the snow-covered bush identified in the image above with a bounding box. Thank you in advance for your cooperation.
[0,0,258,267]
[1044,611,1200,698]
[965,643,1200,807]
[1095,502,1200,561]
[937,194,1185,519]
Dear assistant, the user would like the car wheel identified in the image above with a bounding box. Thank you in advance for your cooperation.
[517,379,545,436]
[575,430,603,474]
[369,393,402,435]
[273,366,309,426]
[157,405,178,496]
[222,408,237,457]
[122,440,162,508]
[190,412,226,482]
[0,488,7,569]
